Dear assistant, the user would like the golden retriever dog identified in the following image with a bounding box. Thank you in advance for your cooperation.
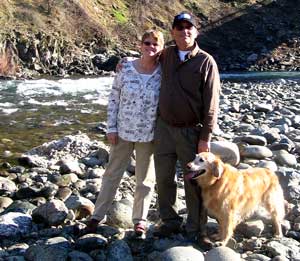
[186,152,285,246]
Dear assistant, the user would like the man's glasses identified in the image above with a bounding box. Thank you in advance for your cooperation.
[174,24,193,31]
[143,41,159,47]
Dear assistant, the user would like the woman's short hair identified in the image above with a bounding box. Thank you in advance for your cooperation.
[141,29,164,47]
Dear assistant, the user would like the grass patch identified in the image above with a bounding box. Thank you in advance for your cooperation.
[112,9,128,24]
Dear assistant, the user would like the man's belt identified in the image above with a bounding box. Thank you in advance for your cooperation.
[166,120,203,128]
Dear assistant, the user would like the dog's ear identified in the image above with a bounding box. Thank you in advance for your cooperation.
[212,159,223,179]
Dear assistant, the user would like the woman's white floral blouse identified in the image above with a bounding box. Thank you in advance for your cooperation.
[107,61,161,142]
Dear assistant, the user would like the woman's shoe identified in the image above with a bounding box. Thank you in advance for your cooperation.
[134,222,146,238]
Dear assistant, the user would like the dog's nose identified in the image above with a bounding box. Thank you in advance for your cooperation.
[187,163,192,169]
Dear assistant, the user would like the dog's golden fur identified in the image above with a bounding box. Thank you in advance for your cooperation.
[187,152,285,246]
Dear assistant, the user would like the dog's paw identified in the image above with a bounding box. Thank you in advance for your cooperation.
[274,233,283,239]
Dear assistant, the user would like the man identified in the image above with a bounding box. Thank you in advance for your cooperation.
[153,11,220,250]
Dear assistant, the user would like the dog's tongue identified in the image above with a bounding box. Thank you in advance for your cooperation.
[184,172,196,181]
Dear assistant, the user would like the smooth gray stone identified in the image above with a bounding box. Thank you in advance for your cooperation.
[4,256,26,261]
[32,199,68,226]
[159,246,204,261]
[107,200,133,229]
[257,160,278,172]
[25,245,69,261]
[55,173,79,187]
[0,212,32,237]
[59,160,83,175]
[7,243,29,256]
[68,250,93,261]
[0,177,17,196]
[75,234,107,251]
[0,196,13,212]
[86,168,105,179]
[81,156,103,167]
[205,246,240,261]
[244,253,271,261]
[273,150,297,167]
[265,237,300,260]
[2,200,36,215]
[233,135,267,146]
[45,236,71,249]
[269,143,291,152]
[56,187,72,201]
[211,140,240,166]
[236,220,265,238]
[240,145,272,159]
[8,166,25,174]
[64,195,94,219]
[107,240,133,261]
[254,103,273,113]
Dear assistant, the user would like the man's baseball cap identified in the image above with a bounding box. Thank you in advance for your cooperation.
[172,12,196,28]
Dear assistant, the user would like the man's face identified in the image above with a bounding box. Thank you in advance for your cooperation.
[171,21,198,51]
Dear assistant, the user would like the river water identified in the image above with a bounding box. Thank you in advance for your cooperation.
[0,77,113,164]
[1,71,300,164]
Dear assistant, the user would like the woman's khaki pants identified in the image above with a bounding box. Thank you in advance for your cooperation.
[91,137,155,225]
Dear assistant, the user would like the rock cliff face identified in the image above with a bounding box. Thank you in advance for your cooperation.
[199,0,300,72]
[0,0,299,78]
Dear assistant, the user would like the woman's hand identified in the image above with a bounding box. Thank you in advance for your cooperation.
[107,132,118,145]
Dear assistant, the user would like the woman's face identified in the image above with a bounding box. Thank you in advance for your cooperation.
[140,36,163,58]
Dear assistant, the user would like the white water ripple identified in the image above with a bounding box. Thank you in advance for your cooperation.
[16,77,114,97]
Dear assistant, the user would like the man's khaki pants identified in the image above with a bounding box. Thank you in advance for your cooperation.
[91,137,155,225]
[154,117,207,234]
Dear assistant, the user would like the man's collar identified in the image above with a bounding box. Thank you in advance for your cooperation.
[175,42,200,59]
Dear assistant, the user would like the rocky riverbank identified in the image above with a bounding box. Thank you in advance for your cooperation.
[1,30,300,80]
[0,32,137,79]
[0,79,300,260]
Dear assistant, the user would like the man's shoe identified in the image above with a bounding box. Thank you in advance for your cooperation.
[153,221,182,237]
[198,235,214,251]
[184,231,213,251]
[84,219,99,234]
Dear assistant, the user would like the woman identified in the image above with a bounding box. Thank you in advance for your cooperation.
[86,29,164,237]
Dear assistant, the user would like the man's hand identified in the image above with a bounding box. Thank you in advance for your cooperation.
[107,132,118,145]
[198,139,210,153]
